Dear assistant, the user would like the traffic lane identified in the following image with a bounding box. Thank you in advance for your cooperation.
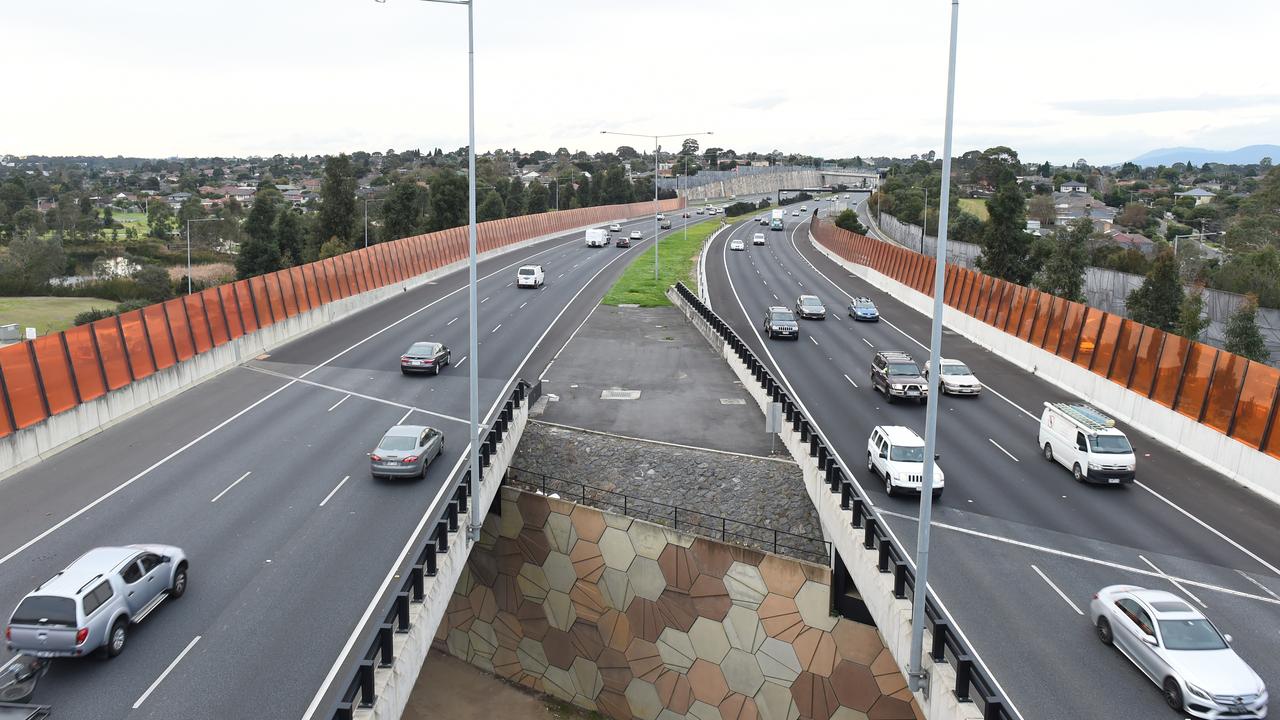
[786,221,1280,571]
[12,388,425,717]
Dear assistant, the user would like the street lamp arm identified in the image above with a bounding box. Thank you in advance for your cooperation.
[600,130,714,141]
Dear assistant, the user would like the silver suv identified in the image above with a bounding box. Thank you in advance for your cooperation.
[6,544,188,659]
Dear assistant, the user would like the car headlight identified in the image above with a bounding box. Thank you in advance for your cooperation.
[1088,462,1102,471]
[1185,683,1212,701]
[1125,463,1136,471]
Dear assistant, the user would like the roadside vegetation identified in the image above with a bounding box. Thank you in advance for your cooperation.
[0,296,115,334]
[602,219,718,307]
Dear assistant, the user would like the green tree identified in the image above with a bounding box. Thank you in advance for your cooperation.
[317,154,358,249]
[505,177,524,216]
[428,172,468,231]
[382,180,427,241]
[1126,249,1183,332]
[525,181,549,214]
[244,187,281,245]
[275,208,305,266]
[147,201,174,239]
[976,171,1035,283]
[1,232,65,288]
[1026,194,1056,225]
[317,238,347,261]
[133,265,174,302]
[1224,294,1270,362]
[949,212,984,245]
[681,138,700,156]
[478,189,506,222]
[833,209,868,235]
[1036,218,1090,301]
[577,175,595,206]
[601,166,631,205]
[1176,285,1209,341]
[235,236,284,279]
[178,195,206,224]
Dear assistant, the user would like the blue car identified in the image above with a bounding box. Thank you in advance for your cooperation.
[848,297,880,321]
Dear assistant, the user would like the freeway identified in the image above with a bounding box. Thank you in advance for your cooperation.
[705,203,1280,720]
[0,211,698,719]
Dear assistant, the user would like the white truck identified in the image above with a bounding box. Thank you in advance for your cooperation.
[770,208,785,231]
[585,228,609,247]
[1038,402,1136,484]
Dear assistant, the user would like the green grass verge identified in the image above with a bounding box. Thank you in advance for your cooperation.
[602,219,720,307]
[0,297,117,335]
[958,198,989,221]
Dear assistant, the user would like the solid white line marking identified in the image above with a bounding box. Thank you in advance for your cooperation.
[455,355,466,367]
[861,337,874,348]
[481,296,489,304]
[988,438,1020,462]
[557,273,565,279]
[246,367,465,425]
[809,336,819,346]
[1031,564,1083,615]
[843,373,859,389]
[327,394,351,412]
[491,323,502,334]
[211,472,251,503]
[872,508,1280,607]
[1140,555,1207,608]
[397,408,415,424]
[447,317,457,326]
[1135,480,1280,579]
[319,476,350,507]
[133,635,201,708]
[1236,570,1280,602]
[519,301,528,309]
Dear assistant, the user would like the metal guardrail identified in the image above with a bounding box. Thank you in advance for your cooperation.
[506,467,831,565]
[329,380,532,719]
[673,281,1012,719]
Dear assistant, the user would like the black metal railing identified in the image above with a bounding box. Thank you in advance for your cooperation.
[673,281,1013,719]
[329,379,532,720]
[506,467,831,565]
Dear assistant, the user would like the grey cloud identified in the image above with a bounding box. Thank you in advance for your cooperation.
[1053,94,1280,116]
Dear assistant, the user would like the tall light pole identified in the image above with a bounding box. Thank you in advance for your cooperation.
[185,217,218,295]
[909,0,958,695]
[383,0,482,541]
[363,196,386,248]
[601,130,713,280]
[921,186,928,254]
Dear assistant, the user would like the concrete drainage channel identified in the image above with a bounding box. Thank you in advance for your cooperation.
[669,281,996,720]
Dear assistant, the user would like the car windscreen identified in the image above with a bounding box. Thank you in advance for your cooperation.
[888,362,920,376]
[770,311,795,322]
[12,595,77,626]
[1158,619,1227,651]
[378,435,418,451]
[518,268,535,275]
[408,343,437,355]
[941,363,972,376]
[800,297,822,307]
[854,301,875,310]
[890,446,925,462]
[1089,434,1133,454]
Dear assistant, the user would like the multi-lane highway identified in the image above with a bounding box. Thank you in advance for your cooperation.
[705,201,1280,720]
[0,212,701,719]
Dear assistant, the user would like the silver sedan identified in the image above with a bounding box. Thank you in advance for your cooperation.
[370,425,444,479]
[1090,585,1267,718]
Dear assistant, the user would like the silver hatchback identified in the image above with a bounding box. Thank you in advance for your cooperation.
[6,544,188,659]
[370,425,444,479]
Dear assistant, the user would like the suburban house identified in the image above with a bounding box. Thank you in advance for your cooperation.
[1174,187,1217,205]
[1110,232,1156,257]
[1059,180,1088,193]
[1053,191,1117,228]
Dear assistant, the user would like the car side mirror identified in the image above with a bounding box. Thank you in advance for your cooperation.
[1142,634,1157,646]
[1223,633,1233,644]
[879,451,887,459]
[934,453,941,461]
[161,555,171,563]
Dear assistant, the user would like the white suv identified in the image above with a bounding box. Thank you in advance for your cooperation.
[516,264,544,288]
[867,425,944,499]
[752,232,766,245]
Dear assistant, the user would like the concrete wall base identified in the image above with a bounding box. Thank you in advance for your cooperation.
[807,233,1280,507]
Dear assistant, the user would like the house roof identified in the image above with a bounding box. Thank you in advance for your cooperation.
[1174,188,1216,197]
[1112,232,1153,248]
[1060,180,1087,188]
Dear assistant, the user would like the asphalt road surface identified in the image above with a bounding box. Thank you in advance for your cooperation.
[0,211,702,720]
[705,204,1280,720]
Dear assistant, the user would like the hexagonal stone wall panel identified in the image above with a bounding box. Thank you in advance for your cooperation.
[600,526,638,571]
[754,680,800,720]
[721,647,766,697]
[570,504,607,542]
[790,671,839,720]
[625,677,664,720]
[571,656,603,698]
[570,579,608,623]
[542,551,577,594]
[654,668,694,714]
[626,636,664,682]
[830,707,871,720]
[516,526,551,565]
[517,636,548,676]
[724,561,768,610]
[626,596,665,643]
[597,689,633,719]
[543,510,577,554]
[598,608,632,652]
[518,562,550,603]
[656,627,696,673]
[719,692,760,720]
[723,605,766,653]
[543,588,577,631]
[795,581,838,631]
[830,660,880,712]
[688,659,731,706]
[629,519,669,559]
[599,567,637,611]
[757,554,807,598]
[687,700,723,720]
[688,616,731,663]
[793,627,838,677]
[569,618,606,661]
[831,620,884,666]
[758,593,803,642]
[689,574,731,621]
[597,647,633,693]
[570,539,606,583]
[656,587,699,632]
[515,489,551,528]
[658,544,698,592]
[498,500,524,538]
[542,664,576,702]
[542,627,578,670]
[756,636,802,684]
[629,556,667,601]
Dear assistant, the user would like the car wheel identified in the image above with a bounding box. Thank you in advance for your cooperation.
[107,619,127,658]
[1162,678,1184,712]
[1072,464,1085,483]
[932,490,943,501]
[866,452,875,474]
[1095,617,1113,646]
[1043,443,1053,462]
[884,474,895,497]
[170,563,188,599]
[400,368,409,375]
[433,364,440,375]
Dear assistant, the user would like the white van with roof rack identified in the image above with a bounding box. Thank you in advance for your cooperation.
[1038,402,1135,484]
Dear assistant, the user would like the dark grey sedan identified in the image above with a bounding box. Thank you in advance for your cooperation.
[370,425,444,479]
[400,342,450,375]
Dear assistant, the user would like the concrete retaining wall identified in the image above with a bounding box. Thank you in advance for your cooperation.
[0,218,618,481]
[808,233,1280,507]
[680,170,822,202]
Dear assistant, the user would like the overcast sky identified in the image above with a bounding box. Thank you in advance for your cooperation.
[4,1,1278,164]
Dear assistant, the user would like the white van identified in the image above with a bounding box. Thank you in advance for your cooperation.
[1038,402,1136,484]
[585,228,609,247]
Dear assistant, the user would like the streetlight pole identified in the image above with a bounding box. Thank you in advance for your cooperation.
[921,186,928,254]
[601,130,713,281]
[185,217,218,295]
[909,0,959,695]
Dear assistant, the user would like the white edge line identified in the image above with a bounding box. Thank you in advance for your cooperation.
[843,373,859,389]
[1236,570,1280,602]
[988,438,1020,463]
[132,635,201,708]
[1031,564,1084,615]
[326,394,351,413]
[319,476,351,507]
[397,408,415,424]
[447,317,457,325]
[210,471,252,504]
[716,218,1028,720]
[491,323,502,334]
[861,337,874,348]
[809,336,819,346]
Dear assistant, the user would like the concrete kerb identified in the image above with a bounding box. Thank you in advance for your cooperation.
[359,396,528,720]
[0,217,633,482]
[807,231,1280,508]
[667,287,981,720]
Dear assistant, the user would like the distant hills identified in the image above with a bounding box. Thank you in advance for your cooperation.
[1129,144,1280,167]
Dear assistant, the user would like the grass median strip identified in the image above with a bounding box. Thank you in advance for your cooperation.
[602,219,719,307]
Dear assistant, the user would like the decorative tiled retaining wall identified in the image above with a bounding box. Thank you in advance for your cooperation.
[433,486,921,720]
